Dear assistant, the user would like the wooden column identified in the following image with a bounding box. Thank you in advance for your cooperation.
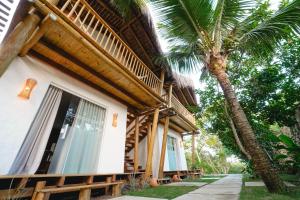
[158,84,173,178]
[158,116,170,178]
[0,13,40,77]
[134,116,139,172]
[159,70,165,96]
[32,181,46,200]
[191,132,195,167]
[145,108,160,178]
[0,0,60,77]
[147,123,152,153]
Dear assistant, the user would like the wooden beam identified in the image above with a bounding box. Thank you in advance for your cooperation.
[158,116,170,178]
[19,14,56,56]
[134,116,139,172]
[192,132,195,167]
[145,108,160,178]
[0,13,40,77]
[159,70,165,96]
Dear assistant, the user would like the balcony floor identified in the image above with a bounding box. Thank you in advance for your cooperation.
[31,16,163,110]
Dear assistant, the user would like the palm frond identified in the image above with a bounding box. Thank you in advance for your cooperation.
[150,0,215,47]
[238,0,300,57]
[213,0,256,51]
[155,42,205,73]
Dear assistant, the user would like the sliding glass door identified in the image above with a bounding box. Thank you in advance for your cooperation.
[48,94,106,174]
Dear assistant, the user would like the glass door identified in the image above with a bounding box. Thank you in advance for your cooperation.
[167,136,177,171]
[36,88,106,174]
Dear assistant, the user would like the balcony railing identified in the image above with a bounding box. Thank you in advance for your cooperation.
[162,93,196,125]
[39,0,162,94]
[171,95,196,125]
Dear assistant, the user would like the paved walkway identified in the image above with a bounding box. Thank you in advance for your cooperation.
[173,174,242,200]
[113,174,242,200]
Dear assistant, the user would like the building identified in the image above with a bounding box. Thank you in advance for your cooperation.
[0,0,198,198]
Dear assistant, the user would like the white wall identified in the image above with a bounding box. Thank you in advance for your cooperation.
[129,123,188,178]
[0,56,127,174]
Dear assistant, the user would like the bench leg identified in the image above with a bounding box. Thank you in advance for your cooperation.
[112,184,121,197]
[105,177,112,195]
[79,188,91,200]
[32,181,46,200]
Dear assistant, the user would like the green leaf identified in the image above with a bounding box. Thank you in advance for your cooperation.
[274,154,288,160]
[278,134,297,148]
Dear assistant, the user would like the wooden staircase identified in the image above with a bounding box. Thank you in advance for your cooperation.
[124,111,152,172]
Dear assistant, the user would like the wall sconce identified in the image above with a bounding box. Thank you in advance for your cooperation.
[112,113,118,127]
[18,78,37,99]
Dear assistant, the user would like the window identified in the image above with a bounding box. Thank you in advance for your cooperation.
[0,0,20,43]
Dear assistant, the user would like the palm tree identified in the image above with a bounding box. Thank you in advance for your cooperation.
[112,0,300,193]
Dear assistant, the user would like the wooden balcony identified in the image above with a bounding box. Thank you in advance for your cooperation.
[162,94,197,132]
[29,0,163,109]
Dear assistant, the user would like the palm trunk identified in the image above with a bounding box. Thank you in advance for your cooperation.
[224,102,252,160]
[213,68,286,193]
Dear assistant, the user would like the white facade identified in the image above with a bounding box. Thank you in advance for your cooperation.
[0,56,127,174]
[129,124,188,178]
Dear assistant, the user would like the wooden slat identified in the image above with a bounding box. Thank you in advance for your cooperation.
[36,0,162,95]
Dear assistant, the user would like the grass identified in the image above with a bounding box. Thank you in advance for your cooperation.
[240,174,300,200]
[126,186,198,200]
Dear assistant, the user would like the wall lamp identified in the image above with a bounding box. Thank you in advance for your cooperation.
[18,78,37,99]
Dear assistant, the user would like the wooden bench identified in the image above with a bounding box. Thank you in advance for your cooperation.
[32,181,123,200]
[157,178,171,185]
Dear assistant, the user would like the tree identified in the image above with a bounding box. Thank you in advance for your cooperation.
[112,0,300,192]
[197,35,300,175]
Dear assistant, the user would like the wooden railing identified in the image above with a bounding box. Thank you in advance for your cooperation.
[43,0,162,94]
[162,93,196,124]
[171,95,196,124]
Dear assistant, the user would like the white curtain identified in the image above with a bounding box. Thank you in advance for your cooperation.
[48,99,106,174]
[9,86,62,174]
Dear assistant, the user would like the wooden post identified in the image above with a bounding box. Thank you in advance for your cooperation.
[112,183,121,197]
[0,13,40,77]
[145,108,160,178]
[158,116,170,178]
[159,70,165,95]
[147,123,152,152]
[146,123,153,174]
[168,84,173,107]
[134,116,139,172]
[32,181,46,200]
[79,189,91,200]
[0,0,60,77]
[56,176,65,187]
[158,84,173,178]
[105,176,112,195]
[192,132,195,168]
[19,14,56,56]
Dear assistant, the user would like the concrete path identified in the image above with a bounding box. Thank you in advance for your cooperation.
[166,182,207,187]
[112,196,167,200]
[245,181,295,187]
[173,174,242,200]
